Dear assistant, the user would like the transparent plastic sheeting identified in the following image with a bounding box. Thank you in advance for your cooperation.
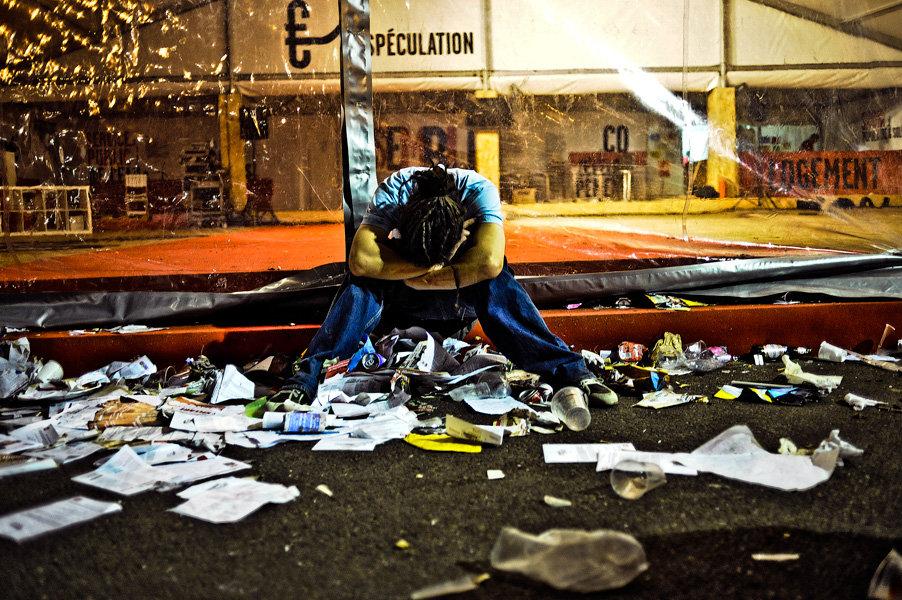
[2,253,901,330]
[1,1,902,299]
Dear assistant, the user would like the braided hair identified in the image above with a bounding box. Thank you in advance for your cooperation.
[397,165,464,267]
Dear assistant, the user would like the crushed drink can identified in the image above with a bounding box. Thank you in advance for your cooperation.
[519,383,554,404]
[618,342,646,363]
[361,353,385,371]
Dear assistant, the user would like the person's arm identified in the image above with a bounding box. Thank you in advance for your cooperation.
[403,222,505,290]
[347,223,436,280]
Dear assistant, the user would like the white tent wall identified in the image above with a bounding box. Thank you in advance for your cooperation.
[485,0,722,95]
[228,0,340,77]
[729,0,902,89]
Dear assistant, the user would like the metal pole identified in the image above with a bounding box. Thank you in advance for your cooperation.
[338,0,377,255]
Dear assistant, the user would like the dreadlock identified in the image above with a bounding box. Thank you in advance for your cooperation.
[397,165,464,267]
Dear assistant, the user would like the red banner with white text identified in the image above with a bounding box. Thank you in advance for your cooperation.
[740,151,902,197]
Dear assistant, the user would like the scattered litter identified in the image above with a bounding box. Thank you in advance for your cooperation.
[316,484,333,497]
[647,295,708,311]
[404,433,481,453]
[490,527,648,592]
[595,447,696,476]
[844,393,889,412]
[71,445,249,496]
[635,390,707,409]
[816,429,864,466]
[781,355,842,392]
[616,341,646,363]
[820,341,902,373]
[681,341,731,372]
[0,454,57,478]
[848,350,902,373]
[876,324,896,354]
[610,460,667,499]
[24,440,106,465]
[312,435,383,451]
[715,383,816,406]
[543,495,572,508]
[263,411,328,433]
[554,425,862,492]
[446,414,503,446]
[463,396,532,415]
[778,438,803,455]
[868,549,902,600]
[683,425,855,491]
[210,365,256,404]
[395,538,410,549]
[543,442,636,464]
[550,386,590,431]
[171,477,299,523]
[818,341,849,362]
[747,344,813,365]
[649,332,683,370]
[752,553,800,562]
[0,496,122,543]
[0,323,888,546]
[106,325,167,334]
[409,573,489,600]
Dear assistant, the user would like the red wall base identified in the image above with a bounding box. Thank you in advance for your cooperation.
[10,301,899,376]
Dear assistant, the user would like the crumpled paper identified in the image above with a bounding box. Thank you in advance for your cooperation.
[782,355,842,392]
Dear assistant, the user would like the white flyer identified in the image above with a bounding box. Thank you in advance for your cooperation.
[170,477,299,524]
[0,496,122,543]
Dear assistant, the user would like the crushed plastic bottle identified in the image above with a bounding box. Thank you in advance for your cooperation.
[490,527,648,592]
[448,379,510,402]
[261,411,327,433]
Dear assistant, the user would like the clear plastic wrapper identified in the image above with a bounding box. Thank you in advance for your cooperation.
[490,526,648,592]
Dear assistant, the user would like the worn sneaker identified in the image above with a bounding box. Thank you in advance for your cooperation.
[580,378,618,407]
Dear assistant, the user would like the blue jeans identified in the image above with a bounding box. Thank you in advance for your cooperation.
[283,260,592,396]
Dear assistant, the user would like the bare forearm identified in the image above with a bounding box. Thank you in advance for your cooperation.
[349,242,433,280]
[404,248,502,290]
[348,225,434,280]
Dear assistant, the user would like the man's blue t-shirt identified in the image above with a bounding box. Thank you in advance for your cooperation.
[362,167,503,232]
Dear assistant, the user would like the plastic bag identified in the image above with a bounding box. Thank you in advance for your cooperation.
[489,527,648,592]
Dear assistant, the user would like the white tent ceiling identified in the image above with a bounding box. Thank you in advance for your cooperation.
[1,0,901,99]
[748,0,902,52]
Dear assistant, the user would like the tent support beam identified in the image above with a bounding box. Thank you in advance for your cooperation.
[747,0,902,52]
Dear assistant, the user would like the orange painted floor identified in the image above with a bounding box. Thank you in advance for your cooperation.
[0,221,827,286]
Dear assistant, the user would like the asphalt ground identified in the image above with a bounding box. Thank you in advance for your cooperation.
[1,355,901,600]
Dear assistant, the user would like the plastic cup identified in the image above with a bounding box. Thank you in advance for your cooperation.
[36,360,64,383]
[818,341,848,362]
[610,460,667,499]
[868,548,902,600]
[551,387,591,431]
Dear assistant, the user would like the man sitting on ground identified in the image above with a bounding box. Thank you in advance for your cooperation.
[273,164,616,407]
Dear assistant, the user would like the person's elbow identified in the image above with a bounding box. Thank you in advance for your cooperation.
[348,252,375,278]
[479,252,504,281]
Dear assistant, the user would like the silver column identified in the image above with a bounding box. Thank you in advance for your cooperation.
[338,0,377,253]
